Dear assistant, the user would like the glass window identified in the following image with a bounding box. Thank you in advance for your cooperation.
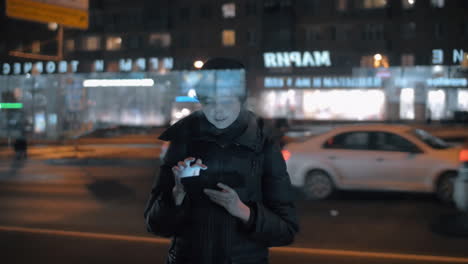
[411,129,449,149]
[106,36,122,51]
[458,90,468,111]
[362,24,384,40]
[179,7,190,20]
[359,0,387,9]
[32,41,41,53]
[245,2,257,15]
[402,0,416,9]
[222,30,236,46]
[431,0,444,8]
[148,33,171,48]
[434,23,444,38]
[200,4,212,18]
[401,54,415,66]
[401,22,416,39]
[427,89,446,120]
[400,88,415,119]
[324,132,370,150]
[336,0,348,11]
[83,36,100,51]
[222,3,236,18]
[372,132,421,153]
[247,30,257,46]
[65,39,75,52]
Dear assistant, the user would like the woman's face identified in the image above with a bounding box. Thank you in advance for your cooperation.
[200,96,241,129]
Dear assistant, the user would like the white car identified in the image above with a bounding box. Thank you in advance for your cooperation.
[282,124,464,202]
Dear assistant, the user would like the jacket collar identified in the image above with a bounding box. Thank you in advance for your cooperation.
[195,110,261,151]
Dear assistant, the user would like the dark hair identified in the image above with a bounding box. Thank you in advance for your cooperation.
[197,57,247,103]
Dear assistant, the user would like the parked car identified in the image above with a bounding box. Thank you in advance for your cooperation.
[282,124,465,202]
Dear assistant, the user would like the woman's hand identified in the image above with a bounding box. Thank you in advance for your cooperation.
[204,183,251,223]
[171,157,207,205]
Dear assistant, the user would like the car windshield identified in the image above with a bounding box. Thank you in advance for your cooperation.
[410,129,450,150]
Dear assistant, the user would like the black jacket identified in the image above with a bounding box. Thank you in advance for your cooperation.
[144,110,299,264]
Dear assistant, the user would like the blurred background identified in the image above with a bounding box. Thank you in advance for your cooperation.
[1,0,468,263]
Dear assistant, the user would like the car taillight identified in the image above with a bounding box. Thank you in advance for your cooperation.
[460,149,468,162]
[281,150,291,161]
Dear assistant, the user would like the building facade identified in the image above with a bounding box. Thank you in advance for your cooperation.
[1,0,468,139]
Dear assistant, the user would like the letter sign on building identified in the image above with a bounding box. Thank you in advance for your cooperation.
[264,51,332,68]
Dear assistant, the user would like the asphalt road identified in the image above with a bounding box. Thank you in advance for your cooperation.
[1,146,468,264]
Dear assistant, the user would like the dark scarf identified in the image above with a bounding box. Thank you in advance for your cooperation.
[191,109,249,264]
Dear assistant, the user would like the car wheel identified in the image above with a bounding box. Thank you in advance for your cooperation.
[304,170,334,200]
[436,172,456,203]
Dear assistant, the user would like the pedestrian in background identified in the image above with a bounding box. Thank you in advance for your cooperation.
[144,58,299,264]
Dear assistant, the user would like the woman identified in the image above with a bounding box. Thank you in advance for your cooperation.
[144,58,298,264]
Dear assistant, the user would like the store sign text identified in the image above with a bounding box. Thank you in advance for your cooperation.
[1,57,173,75]
[426,78,468,87]
[264,76,382,89]
[263,51,332,68]
[432,49,466,64]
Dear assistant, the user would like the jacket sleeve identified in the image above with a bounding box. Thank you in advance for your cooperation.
[247,138,299,247]
[144,138,190,238]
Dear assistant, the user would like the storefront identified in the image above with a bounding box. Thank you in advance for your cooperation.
[256,64,468,122]
[0,57,246,140]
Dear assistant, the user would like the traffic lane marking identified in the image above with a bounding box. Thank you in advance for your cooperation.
[0,225,467,263]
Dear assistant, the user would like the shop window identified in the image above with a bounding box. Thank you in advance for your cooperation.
[402,0,416,9]
[65,39,75,52]
[106,36,122,51]
[222,3,236,18]
[222,30,236,46]
[458,90,468,111]
[431,0,444,8]
[400,88,415,119]
[401,22,416,39]
[427,89,446,120]
[149,33,171,48]
[401,54,415,66]
[32,41,41,53]
[336,0,348,12]
[83,36,100,51]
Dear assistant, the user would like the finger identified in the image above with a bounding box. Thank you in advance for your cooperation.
[177,161,186,169]
[184,157,196,166]
[217,183,234,193]
[193,159,208,170]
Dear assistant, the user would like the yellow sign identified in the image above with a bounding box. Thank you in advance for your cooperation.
[6,0,88,29]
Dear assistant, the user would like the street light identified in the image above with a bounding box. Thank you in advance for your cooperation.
[194,60,204,69]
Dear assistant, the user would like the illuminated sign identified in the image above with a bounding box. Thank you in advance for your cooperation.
[432,49,467,65]
[0,103,23,109]
[264,76,382,89]
[1,57,173,75]
[83,79,155,87]
[263,51,332,68]
[426,78,468,87]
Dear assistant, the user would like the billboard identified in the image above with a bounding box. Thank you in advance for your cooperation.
[6,0,88,29]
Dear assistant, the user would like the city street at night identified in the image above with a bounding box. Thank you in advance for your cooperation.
[1,138,468,264]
